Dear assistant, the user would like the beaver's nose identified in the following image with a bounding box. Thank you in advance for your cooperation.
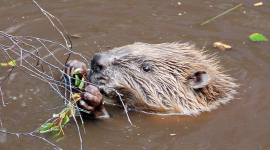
[91,53,104,73]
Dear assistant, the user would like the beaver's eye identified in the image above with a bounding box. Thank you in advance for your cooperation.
[142,66,151,72]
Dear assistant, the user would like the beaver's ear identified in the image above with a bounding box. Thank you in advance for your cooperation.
[187,71,209,89]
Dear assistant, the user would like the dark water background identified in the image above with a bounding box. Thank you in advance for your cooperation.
[0,0,270,149]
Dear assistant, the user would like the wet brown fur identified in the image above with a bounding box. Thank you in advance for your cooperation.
[89,42,238,115]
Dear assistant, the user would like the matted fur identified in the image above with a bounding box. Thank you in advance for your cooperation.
[89,42,238,115]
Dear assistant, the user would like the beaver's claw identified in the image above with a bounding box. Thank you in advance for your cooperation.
[77,85,110,119]
[62,60,88,85]
[64,60,88,77]
[63,60,110,119]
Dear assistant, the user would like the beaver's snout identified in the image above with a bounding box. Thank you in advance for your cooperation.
[89,53,110,86]
[91,54,104,73]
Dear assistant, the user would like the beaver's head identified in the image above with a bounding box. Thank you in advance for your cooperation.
[88,42,238,114]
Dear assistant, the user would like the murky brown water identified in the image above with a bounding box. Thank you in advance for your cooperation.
[1,0,270,149]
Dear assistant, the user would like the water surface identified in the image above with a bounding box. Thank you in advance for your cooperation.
[0,0,270,149]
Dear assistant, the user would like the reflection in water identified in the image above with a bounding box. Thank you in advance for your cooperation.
[0,128,7,144]
[0,0,270,149]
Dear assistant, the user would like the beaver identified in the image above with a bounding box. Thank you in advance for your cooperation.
[78,85,110,118]
[65,42,238,116]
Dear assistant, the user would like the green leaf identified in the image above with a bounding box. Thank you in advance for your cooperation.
[75,75,80,86]
[8,60,16,66]
[51,127,60,138]
[40,123,53,133]
[249,33,268,41]
[52,126,60,132]
[73,71,80,75]
[53,131,61,138]
[65,108,73,117]
[61,115,70,126]
[55,137,65,142]
[78,77,85,89]
[60,110,67,118]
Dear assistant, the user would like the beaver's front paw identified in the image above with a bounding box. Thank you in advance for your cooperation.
[62,60,88,85]
[64,60,88,76]
[77,85,110,119]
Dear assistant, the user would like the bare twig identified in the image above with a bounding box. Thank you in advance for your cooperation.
[0,130,62,150]
[0,0,133,149]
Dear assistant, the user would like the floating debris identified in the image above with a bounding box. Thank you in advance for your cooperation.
[213,42,232,51]
[70,34,82,38]
[201,3,243,25]
[254,2,263,6]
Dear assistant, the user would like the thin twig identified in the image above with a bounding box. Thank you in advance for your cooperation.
[111,88,132,125]
[32,0,69,48]
[0,1,133,149]
[0,130,62,150]
[32,105,66,114]
[201,3,243,25]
